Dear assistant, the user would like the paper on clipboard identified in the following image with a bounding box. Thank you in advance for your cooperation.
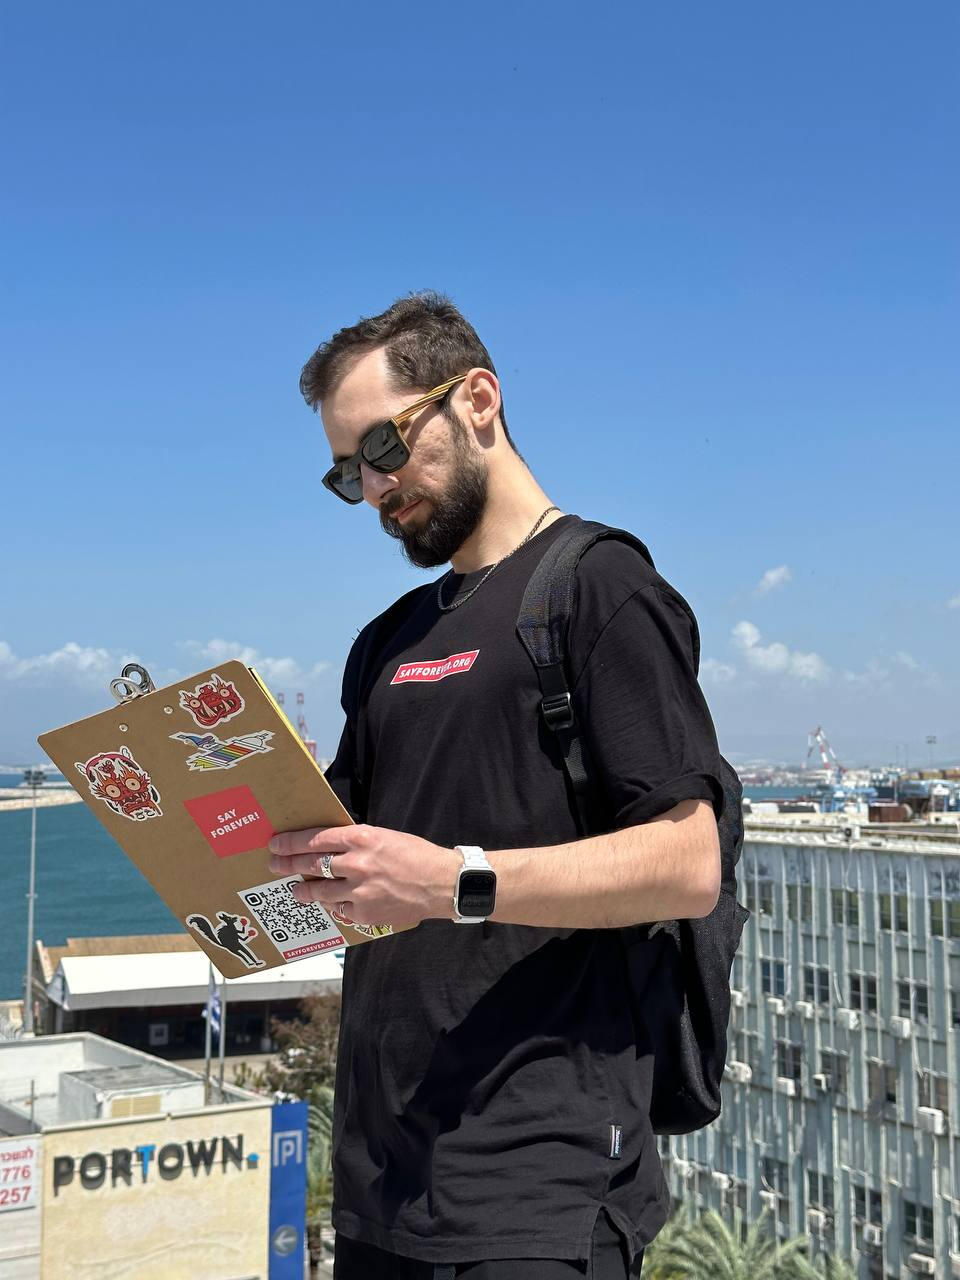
[38,659,401,977]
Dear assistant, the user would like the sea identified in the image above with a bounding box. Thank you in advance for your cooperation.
[0,775,813,1001]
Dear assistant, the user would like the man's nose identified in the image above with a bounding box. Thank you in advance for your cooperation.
[360,460,400,508]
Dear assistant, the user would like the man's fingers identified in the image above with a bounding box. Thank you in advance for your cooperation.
[268,825,353,857]
[269,851,347,878]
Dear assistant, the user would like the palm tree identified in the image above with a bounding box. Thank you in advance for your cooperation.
[789,1251,857,1280]
[644,1207,812,1280]
[306,1086,335,1265]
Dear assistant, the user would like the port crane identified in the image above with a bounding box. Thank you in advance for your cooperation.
[276,690,318,760]
[805,726,845,783]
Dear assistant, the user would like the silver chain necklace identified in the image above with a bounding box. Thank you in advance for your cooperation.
[436,506,561,612]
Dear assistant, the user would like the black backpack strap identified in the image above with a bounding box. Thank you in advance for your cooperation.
[516,516,656,834]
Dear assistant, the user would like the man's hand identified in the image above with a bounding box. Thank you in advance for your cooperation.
[268,824,460,928]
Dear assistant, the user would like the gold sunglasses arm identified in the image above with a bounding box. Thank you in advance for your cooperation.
[391,374,469,426]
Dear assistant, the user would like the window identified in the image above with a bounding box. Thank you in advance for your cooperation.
[879,893,909,932]
[787,884,812,922]
[899,981,930,1021]
[747,878,774,915]
[804,965,830,1004]
[761,1157,790,1211]
[919,1072,949,1117]
[930,899,960,938]
[915,983,929,1020]
[904,1200,934,1244]
[776,1040,803,1082]
[952,992,960,1030]
[807,1169,835,1212]
[733,1028,759,1063]
[850,974,878,1012]
[820,1050,848,1094]
[832,889,859,926]
[853,1183,883,1223]
[761,959,786,997]
[868,1061,897,1108]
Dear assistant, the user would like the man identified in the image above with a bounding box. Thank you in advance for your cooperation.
[269,293,725,1279]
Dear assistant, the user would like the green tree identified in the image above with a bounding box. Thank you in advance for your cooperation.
[790,1252,857,1280]
[644,1207,812,1280]
[306,1087,336,1263]
[234,992,341,1098]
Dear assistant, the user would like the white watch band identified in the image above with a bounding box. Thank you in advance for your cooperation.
[453,845,494,923]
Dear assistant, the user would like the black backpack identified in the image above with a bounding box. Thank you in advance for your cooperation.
[516,516,750,1135]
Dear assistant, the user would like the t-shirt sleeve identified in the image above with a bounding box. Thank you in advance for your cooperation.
[323,716,365,824]
[570,581,725,828]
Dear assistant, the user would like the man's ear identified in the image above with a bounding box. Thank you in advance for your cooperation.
[463,368,501,432]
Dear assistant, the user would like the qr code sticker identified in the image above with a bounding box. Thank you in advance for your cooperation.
[238,877,345,961]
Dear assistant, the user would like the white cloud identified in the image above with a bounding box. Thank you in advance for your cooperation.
[0,640,127,685]
[755,565,792,595]
[700,658,737,684]
[732,621,829,682]
[893,651,918,670]
[948,594,960,610]
[179,639,330,689]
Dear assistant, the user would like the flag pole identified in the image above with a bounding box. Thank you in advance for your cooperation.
[203,962,213,1105]
[217,974,228,1099]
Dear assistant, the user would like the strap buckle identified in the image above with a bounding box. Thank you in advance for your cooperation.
[541,691,575,731]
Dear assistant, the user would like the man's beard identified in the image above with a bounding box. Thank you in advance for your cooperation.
[380,411,488,569]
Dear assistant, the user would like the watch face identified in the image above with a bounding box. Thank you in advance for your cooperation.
[457,869,496,917]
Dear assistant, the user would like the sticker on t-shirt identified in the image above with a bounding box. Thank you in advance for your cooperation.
[238,877,346,960]
[390,649,479,685]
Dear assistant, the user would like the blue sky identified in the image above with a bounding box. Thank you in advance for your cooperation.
[1,2,957,769]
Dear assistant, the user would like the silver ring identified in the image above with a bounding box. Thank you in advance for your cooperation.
[320,854,336,879]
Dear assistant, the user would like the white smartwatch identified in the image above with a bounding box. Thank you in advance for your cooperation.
[453,845,497,923]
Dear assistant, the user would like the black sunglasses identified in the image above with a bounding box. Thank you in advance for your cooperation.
[322,375,469,505]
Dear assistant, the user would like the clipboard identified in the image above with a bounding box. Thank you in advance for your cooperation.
[38,659,400,977]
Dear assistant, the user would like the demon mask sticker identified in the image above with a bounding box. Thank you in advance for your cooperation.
[178,673,245,729]
[75,747,162,821]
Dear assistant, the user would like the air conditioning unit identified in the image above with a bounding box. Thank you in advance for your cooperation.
[862,1222,883,1249]
[711,1172,732,1190]
[916,1106,946,1135]
[907,1255,936,1276]
[730,989,747,1008]
[807,1208,828,1232]
[794,1000,815,1019]
[766,996,787,1015]
[843,824,861,841]
[725,1061,753,1084]
[890,1016,913,1039]
[759,1189,778,1211]
[775,1076,798,1097]
[812,1072,831,1092]
[837,1007,861,1031]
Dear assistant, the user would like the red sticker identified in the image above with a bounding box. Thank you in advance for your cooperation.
[184,785,274,858]
[390,649,480,685]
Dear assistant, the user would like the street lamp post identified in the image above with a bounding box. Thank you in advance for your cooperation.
[23,766,45,1036]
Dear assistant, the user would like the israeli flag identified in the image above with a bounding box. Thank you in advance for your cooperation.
[203,981,222,1042]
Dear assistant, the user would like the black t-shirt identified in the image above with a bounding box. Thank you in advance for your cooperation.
[323,514,724,1265]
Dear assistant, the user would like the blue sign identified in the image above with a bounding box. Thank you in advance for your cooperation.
[269,1101,308,1279]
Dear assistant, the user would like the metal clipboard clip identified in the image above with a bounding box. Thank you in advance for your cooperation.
[110,663,157,704]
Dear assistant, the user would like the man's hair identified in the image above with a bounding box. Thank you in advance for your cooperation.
[299,291,518,452]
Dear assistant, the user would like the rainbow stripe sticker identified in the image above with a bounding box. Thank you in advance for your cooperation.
[170,729,274,772]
